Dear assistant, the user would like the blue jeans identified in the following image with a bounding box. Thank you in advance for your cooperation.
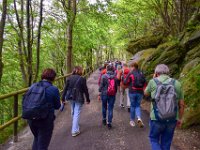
[149,120,177,150]
[101,95,116,124]
[129,93,143,120]
[70,101,83,134]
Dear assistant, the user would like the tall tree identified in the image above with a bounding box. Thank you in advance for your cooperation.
[34,0,44,82]
[26,0,32,86]
[0,0,8,83]
[66,0,77,73]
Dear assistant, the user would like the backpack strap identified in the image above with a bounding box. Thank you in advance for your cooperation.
[169,78,176,85]
[153,78,162,86]
[74,76,81,88]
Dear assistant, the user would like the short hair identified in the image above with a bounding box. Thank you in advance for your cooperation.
[155,64,170,75]
[41,68,57,81]
[106,64,114,72]
[72,66,83,75]
[123,63,128,67]
[130,62,138,69]
[117,65,122,70]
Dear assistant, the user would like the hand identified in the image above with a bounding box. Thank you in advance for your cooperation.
[177,120,183,128]
[153,74,157,78]
[98,95,101,101]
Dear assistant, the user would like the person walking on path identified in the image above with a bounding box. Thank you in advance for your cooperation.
[23,69,61,150]
[144,64,185,150]
[124,62,146,128]
[118,63,131,111]
[99,64,118,129]
[62,66,90,137]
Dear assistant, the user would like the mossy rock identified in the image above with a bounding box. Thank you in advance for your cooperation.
[184,43,200,62]
[181,64,200,127]
[181,58,200,77]
[126,35,163,55]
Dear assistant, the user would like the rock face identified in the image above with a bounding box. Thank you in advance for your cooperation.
[126,26,200,127]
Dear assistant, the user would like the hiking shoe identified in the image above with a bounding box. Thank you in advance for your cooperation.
[102,119,107,126]
[72,131,81,137]
[130,121,135,127]
[120,104,125,108]
[127,108,130,112]
[137,119,144,128]
[107,123,112,129]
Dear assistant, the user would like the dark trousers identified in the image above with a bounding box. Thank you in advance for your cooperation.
[101,95,116,124]
[28,114,55,150]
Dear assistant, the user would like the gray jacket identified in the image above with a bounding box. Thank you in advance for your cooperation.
[99,71,118,96]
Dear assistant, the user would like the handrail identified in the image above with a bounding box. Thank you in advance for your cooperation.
[0,73,72,101]
[0,62,102,143]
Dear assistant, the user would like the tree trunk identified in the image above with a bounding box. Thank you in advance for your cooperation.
[0,0,7,83]
[34,0,44,82]
[26,0,32,86]
[14,0,28,85]
[66,0,76,73]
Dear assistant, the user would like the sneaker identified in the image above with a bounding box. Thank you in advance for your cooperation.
[137,119,144,128]
[130,121,135,127]
[102,119,107,126]
[107,123,112,129]
[120,104,125,108]
[127,108,130,112]
[72,131,81,137]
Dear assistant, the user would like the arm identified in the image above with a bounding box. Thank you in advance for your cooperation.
[61,79,69,102]
[83,77,90,103]
[123,72,131,85]
[178,100,185,121]
[53,88,61,110]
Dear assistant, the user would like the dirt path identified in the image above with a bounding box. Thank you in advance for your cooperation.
[2,70,178,150]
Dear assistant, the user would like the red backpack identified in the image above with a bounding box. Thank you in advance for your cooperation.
[106,75,116,96]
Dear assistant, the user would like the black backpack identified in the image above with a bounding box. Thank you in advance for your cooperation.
[132,71,146,89]
[22,81,52,120]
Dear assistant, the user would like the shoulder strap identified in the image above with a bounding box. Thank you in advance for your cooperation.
[153,78,162,85]
[74,76,81,88]
[169,78,176,85]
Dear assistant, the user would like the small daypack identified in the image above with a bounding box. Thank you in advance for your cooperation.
[132,71,146,89]
[22,82,52,120]
[153,78,178,121]
[65,76,81,101]
[106,75,116,96]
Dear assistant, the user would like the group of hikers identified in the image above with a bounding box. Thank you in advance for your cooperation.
[21,60,185,150]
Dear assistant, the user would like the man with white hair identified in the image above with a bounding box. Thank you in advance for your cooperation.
[145,64,185,150]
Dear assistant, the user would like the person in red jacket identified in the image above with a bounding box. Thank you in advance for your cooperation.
[124,62,147,128]
[119,64,131,111]
[98,62,108,86]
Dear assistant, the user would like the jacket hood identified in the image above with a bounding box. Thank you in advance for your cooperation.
[123,68,130,74]
[106,71,115,78]
[101,69,107,74]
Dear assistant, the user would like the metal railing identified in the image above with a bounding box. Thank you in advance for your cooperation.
[0,62,101,143]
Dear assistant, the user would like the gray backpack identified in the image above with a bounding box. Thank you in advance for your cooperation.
[153,78,177,121]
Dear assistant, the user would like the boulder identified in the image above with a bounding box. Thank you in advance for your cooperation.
[126,35,163,55]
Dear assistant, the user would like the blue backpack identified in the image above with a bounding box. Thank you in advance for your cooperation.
[22,81,52,120]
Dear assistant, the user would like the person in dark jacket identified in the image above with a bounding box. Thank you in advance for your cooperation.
[99,64,117,129]
[62,66,90,137]
[28,68,61,150]
[124,62,146,128]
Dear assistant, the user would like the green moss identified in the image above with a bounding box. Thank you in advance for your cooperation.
[126,35,163,55]
[181,64,200,127]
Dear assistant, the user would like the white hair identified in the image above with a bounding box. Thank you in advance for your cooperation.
[155,64,170,75]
